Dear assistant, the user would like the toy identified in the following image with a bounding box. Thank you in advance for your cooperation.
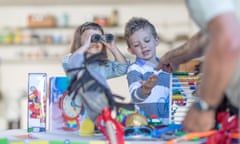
[207,112,239,144]
[96,108,124,144]
[124,126,153,138]
[80,118,95,136]
[116,107,137,126]
[165,130,217,144]
[49,77,86,133]
[27,73,47,132]
[152,124,183,138]
[170,72,199,124]
[29,86,43,119]
[59,91,83,131]
[125,113,148,127]
[122,113,154,139]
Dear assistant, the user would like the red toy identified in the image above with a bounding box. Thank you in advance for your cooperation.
[97,108,124,144]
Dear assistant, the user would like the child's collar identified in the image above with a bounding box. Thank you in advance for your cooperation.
[135,57,160,66]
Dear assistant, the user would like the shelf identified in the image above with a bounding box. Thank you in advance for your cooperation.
[1,58,62,64]
[0,43,69,47]
[18,26,76,30]
[16,25,123,31]
[0,0,183,6]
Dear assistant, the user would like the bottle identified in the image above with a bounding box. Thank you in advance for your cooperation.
[108,9,119,27]
[59,13,68,27]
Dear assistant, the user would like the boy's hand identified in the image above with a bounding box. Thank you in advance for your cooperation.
[140,75,158,95]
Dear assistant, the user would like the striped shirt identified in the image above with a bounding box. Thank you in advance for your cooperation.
[127,57,170,122]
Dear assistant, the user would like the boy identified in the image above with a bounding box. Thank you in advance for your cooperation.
[124,17,170,124]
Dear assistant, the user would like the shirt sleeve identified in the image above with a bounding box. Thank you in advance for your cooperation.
[103,60,130,79]
[127,64,149,103]
[185,0,235,31]
[61,53,85,76]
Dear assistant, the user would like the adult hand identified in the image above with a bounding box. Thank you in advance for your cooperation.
[156,53,179,72]
[183,106,216,132]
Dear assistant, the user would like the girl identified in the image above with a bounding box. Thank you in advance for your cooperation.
[62,22,129,79]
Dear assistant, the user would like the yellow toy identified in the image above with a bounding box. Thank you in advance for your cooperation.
[80,118,95,136]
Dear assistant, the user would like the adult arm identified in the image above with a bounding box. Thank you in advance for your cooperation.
[198,12,240,107]
[183,12,240,132]
[156,31,207,72]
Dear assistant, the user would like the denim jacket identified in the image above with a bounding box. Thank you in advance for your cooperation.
[62,53,129,79]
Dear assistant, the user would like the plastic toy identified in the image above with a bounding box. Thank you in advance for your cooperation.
[96,108,124,144]
[116,107,137,126]
[125,113,148,127]
[124,126,153,138]
[27,73,47,132]
[59,91,83,131]
[80,118,95,136]
[152,124,183,138]
[165,130,217,144]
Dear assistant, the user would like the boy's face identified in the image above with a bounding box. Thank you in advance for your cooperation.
[128,28,159,61]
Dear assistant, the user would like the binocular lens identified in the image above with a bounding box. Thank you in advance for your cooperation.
[104,34,114,42]
[91,34,114,43]
[91,34,102,43]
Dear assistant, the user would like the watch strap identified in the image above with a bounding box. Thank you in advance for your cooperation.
[193,99,218,111]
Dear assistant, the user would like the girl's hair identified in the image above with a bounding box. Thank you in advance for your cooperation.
[69,22,108,59]
[124,17,158,48]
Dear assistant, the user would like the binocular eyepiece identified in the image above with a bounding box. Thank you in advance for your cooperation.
[91,34,114,43]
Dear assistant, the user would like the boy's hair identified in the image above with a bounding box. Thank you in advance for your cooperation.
[69,22,107,58]
[124,17,158,48]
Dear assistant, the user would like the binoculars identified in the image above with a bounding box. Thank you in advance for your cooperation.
[91,34,114,43]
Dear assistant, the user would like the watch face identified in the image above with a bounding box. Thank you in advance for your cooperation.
[62,92,82,118]
[193,101,202,111]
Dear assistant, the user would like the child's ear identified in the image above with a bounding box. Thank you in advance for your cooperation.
[155,36,160,45]
[128,47,134,54]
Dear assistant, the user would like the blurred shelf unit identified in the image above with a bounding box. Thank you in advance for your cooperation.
[0,26,124,46]
[0,25,190,62]
[1,58,63,64]
[0,26,126,62]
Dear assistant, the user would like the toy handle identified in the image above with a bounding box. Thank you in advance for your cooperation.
[102,108,124,144]
[96,108,124,144]
[106,121,117,144]
[96,115,110,142]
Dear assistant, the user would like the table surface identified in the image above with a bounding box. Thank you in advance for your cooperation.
[0,129,202,144]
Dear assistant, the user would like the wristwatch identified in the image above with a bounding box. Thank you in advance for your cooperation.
[192,98,218,111]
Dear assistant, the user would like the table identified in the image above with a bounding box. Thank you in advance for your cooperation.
[0,129,202,144]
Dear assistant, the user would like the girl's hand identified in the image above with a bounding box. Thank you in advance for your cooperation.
[81,33,92,49]
[102,40,117,52]
[102,34,127,64]
[76,33,92,54]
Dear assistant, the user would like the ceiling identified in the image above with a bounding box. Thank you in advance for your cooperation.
[0,0,184,6]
